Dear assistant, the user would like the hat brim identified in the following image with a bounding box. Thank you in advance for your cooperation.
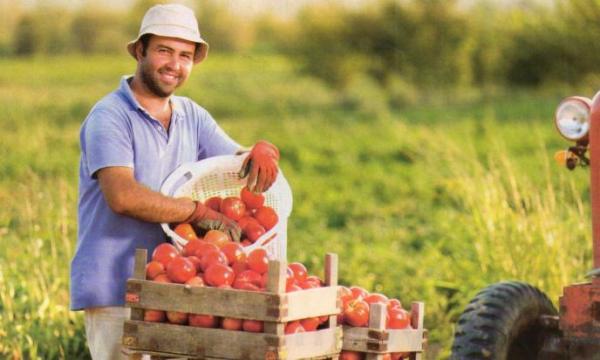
[127,26,209,64]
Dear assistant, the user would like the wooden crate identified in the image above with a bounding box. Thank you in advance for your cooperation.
[341,302,426,360]
[123,249,342,360]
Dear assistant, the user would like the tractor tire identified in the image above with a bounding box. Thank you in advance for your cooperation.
[450,281,557,360]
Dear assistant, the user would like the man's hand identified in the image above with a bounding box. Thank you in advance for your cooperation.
[239,140,280,193]
[185,201,241,242]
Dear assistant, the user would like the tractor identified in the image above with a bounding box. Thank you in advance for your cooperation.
[450,95,600,359]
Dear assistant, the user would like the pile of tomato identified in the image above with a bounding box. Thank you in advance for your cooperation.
[145,236,330,333]
[173,186,279,247]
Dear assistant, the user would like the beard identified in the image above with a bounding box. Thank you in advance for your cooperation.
[139,60,182,98]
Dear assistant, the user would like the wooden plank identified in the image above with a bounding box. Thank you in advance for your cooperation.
[342,327,423,353]
[124,320,280,360]
[130,249,148,321]
[126,280,284,320]
[285,286,339,321]
[284,327,342,359]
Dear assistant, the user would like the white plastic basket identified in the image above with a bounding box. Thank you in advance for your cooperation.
[160,154,292,260]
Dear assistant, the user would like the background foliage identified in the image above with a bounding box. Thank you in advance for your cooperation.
[0,0,598,359]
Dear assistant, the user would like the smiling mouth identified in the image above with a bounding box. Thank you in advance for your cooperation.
[159,72,179,84]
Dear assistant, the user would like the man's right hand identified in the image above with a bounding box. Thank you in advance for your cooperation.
[185,201,241,242]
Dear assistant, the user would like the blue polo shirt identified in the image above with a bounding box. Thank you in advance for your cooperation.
[70,76,240,310]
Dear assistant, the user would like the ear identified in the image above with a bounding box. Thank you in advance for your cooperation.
[134,41,144,62]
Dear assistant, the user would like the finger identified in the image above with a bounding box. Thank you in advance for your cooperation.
[239,157,252,179]
[260,167,274,192]
[256,167,268,194]
[247,163,259,192]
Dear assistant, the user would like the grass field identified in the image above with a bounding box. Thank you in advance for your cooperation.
[0,54,593,359]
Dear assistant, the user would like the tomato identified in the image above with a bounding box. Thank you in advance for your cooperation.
[364,293,389,306]
[387,298,402,310]
[189,314,218,328]
[237,216,260,231]
[145,260,165,280]
[286,283,302,292]
[387,307,410,329]
[350,286,368,300]
[288,262,308,283]
[153,273,172,283]
[391,353,409,360]
[152,243,178,267]
[235,270,263,288]
[381,354,392,360]
[253,206,278,230]
[285,321,305,334]
[233,281,262,292]
[204,263,235,287]
[185,255,202,272]
[300,317,320,331]
[182,239,207,257]
[241,239,253,247]
[184,275,205,287]
[174,223,198,242]
[204,230,230,248]
[144,309,166,322]
[199,249,228,272]
[300,275,322,289]
[231,259,249,275]
[244,222,266,242]
[242,319,264,333]
[192,242,219,259]
[240,186,265,209]
[340,351,365,360]
[221,242,246,265]
[220,197,246,221]
[204,196,222,212]
[166,256,197,283]
[247,248,269,274]
[285,267,296,288]
[222,317,243,331]
[344,299,370,327]
[166,311,188,325]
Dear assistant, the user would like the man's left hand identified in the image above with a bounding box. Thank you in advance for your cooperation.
[239,140,279,193]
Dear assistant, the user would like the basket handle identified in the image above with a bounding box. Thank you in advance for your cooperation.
[160,162,197,196]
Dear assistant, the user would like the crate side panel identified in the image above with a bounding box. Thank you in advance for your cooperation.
[284,327,342,359]
[285,287,339,321]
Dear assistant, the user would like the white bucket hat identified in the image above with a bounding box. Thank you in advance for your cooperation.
[127,4,209,64]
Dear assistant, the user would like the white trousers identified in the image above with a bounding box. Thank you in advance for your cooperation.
[84,307,132,360]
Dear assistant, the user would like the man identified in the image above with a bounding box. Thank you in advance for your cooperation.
[70,4,280,359]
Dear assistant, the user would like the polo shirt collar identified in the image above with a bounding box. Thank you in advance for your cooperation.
[118,75,184,119]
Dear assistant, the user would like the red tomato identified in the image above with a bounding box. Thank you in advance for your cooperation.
[247,248,269,274]
[242,319,264,333]
[285,267,296,288]
[391,353,409,360]
[233,281,261,292]
[240,186,265,209]
[286,283,302,292]
[182,239,207,257]
[185,256,201,272]
[244,222,266,243]
[387,298,402,310]
[364,293,389,306]
[221,242,246,265]
[387,307,411,329]
[220,197,246,221]
[300,317,320,331]
[199,249,228,272]
[340,351,365,360]
[166,311,188,325]
[231,259,249,275]
[204,196,222,211]
[204,263,235,287]
[184,275,205,287]
[189,314,218,328]
[145,261,165,280]
[204,230,230,248]
[285,321,305,334]
[192,242,220,259]
[222,317,243,331]
[253,206,278,230]
[153,273,172,283]
[238,216,260,231]
[152,243,178,267]
[144,309,166,323]
[174,223,198,242]
[288,262,308,283]
[350,286,368,300]
[166,256,197,284]
[344,299,370,327]
[235,270,263,288]
[300,275,322,289]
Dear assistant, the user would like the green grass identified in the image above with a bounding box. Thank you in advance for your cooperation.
[0,54,592,359]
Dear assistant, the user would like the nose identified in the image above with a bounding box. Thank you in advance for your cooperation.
[165,55,181,72]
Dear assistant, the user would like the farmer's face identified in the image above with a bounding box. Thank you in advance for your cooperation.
[137,35,195,98]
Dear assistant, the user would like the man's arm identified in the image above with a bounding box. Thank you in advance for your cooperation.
[97,166,195,223]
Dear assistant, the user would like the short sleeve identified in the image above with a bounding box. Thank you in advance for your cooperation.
[81,108,134,178]
[195,105,240,159]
